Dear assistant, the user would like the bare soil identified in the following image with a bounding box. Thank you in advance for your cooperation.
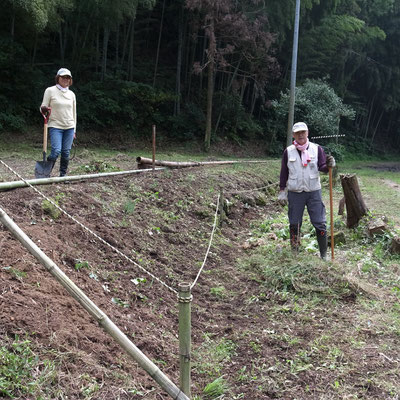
[1,155,399,399]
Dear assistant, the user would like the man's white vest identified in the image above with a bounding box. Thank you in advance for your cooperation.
[286,142,321,192]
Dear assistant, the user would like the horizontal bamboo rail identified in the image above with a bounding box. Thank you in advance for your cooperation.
[0,167,165,191]
[136,157,270,169]
[0,206,189,400]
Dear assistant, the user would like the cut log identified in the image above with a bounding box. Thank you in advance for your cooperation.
[136,157,269,169]
[340,174,368,228]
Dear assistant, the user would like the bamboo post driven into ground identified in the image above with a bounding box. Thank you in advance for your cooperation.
[178,283,192,398]
[329,167,335,260]
[0,206,190,400]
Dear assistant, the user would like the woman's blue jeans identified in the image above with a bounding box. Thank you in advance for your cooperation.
[48,127,74,161]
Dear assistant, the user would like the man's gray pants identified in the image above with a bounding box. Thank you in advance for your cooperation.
[288,190,326,231]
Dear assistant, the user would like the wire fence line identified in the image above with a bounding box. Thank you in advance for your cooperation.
[0,159,178,296]
[0,159,277,297]
[190,193,220,290]
[227,180,279,195]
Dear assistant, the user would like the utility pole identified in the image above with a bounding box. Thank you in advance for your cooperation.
[286,0,301,147]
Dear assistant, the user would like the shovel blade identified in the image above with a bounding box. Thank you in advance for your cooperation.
[35,160,54,179]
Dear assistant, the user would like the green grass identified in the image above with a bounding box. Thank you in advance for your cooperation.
[0,336,58,398]
[193,334,237,377]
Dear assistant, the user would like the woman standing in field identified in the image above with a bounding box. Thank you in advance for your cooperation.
[40,68,76,177]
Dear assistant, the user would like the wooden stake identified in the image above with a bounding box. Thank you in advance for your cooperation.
[329,167,334,260]
[152,125,156,171]
[178,283,192,398]
[0,206,189,400]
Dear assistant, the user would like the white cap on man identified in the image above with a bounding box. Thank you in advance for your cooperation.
[292,122,308,133]
[57,68,72,77]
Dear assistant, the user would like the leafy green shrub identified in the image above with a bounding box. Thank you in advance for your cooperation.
[272,78,355,141]
[42,193,65,219]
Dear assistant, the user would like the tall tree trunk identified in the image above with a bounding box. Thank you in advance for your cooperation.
[214,58,242,135]
[153,0,166,87]
[10,6,15,40]
[174,4,184,116]
[95,27,100,74]
[250,83,257,115]
[185,23,197,98]
[127,18,135,81]
[71,6,81,64]
[199,33,207,93]
[31,32,38,67]
[364,94,376,139]
[59,26,65,65]
[370,109,384,143]
[101,26,110,81]
[204,18,216,152]
[121,19,132,68]
[240,75,247,102]
[115,24,120,70]
[75,23,91,74]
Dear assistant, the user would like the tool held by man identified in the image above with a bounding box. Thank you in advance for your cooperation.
[328,163,335,260]
[35,107,54,179]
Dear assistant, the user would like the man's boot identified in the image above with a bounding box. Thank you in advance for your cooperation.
[289,224,301,252]
[59,157,69,177]
[316,229,328,260]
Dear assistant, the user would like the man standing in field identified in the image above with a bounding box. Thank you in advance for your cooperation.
[278,122,335,260]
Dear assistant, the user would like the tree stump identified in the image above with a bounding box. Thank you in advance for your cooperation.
[340,174,368,228]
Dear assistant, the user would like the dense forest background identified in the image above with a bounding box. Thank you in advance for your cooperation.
[0,0,399,155]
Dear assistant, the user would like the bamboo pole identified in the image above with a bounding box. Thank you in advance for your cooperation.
[0,206,189,400]
[178,283,192,398]
[0,167,164,192]
[136,157,270,169]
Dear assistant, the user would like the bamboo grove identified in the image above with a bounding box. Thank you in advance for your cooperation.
[0,0,399,153]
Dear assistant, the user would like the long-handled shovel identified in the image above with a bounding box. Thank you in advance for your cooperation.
[35,109,54,179]
[329,166,334,260]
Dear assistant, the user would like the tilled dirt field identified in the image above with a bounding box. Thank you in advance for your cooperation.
[0,156,281,399]
[0,155,399,399]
